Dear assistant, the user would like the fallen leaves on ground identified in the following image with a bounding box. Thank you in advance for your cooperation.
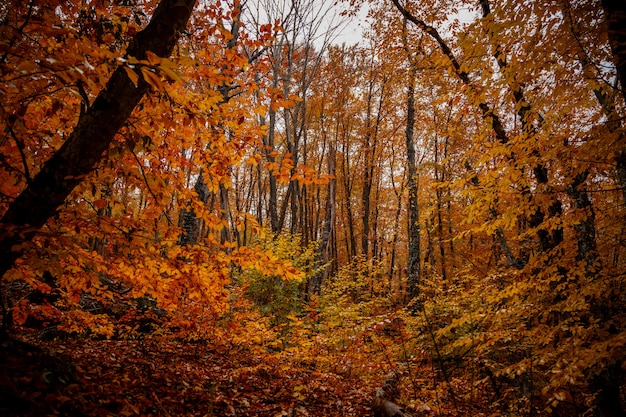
[1,335,373,416]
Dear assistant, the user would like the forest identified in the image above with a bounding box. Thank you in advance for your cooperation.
[1,0,625,416]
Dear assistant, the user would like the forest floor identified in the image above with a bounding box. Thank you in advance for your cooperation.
[1,333,374,417]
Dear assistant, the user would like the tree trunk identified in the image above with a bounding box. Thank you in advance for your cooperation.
[400,18,421,300]
[588,5,626,414]
[598,0,626,207]
[178,170,210,246]
[566,171,598,267]
[219,182,234,245]
[177,3,243,247]
[310,146,336,295]
[265,67,280,233]
[433,132,447,281]
[388,170,404,285]
[0,0,196,280]
[361,75,375,260]
[601,0,626,105]
[405,68,420,300]
[341,129,357,260]
[480,0,565,254]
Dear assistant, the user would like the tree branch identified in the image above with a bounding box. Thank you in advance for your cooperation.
[391,0,509,144]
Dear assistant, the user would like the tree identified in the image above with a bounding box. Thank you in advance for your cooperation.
[336,0,626,413]
[400,18,421,300]
[4,0,626,414]
[176,0,244,248]
[247,0,341,237]
[599,0,626,206]
[0,0,196,282]
[0,0,297,338]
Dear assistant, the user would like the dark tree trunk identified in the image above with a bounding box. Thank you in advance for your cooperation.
[265,93,280,233]
[310,146,336,295]
[601,0,626,105]
[592,4,626,415]
[219,182,233,245]
[405,69,420,300]
[591,364,625,417]
[388,189,402,284]
[361,79,375,260]
[599,1,626,207]
[178,170,210,246]
[567,171,599,268]
[341,136,357,260]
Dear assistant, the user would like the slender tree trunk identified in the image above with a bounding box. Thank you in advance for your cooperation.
[362,162,372,259]
[433,132,447,281]
[310,146,336,295]
[405,67,420,300]
[289,174,299,235]
[388,185,403,284]
[399,16,422,300]
[372,175,381,261]
[256,163,264,226]
[265,63,280,233]
[219,182,234,245]
[178,4,243,247]
[341,128,357,259]
[345,188,357,259]
[178,170,210,246]
[361,76,375,260]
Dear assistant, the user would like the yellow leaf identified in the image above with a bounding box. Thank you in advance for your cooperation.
[145,50,162,65]
[123,66,140,87]
[140,67,164,91]
[158,65,180,82]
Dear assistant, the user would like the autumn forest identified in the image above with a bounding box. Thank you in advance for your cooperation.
[1,0,625,416]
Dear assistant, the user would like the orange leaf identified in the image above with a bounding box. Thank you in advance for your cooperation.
[140,67,164,91]
[145,50,162,65]
[93,199,107,209]
[123,66,140,87]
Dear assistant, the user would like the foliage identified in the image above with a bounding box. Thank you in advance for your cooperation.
[236,230,316,327]
[1,0,626,415]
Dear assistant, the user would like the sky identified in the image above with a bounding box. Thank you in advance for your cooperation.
[330,3,369,46]
[319,2,477,48]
